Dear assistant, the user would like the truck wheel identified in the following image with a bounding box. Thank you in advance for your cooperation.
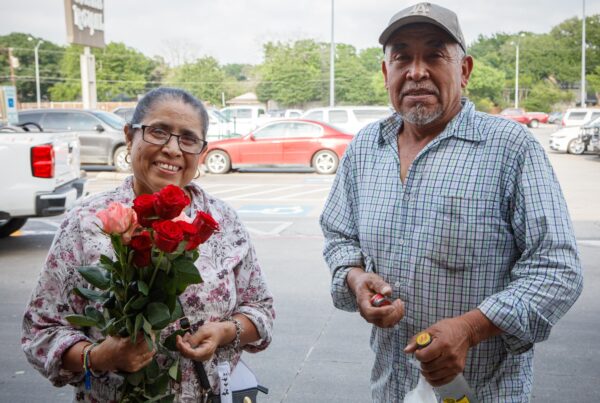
[0,218,28,238]
[528,119,539,128]
[567,139,585,155]
[312,150,339,174]
[113,146,131,172]
[205,150,231,174]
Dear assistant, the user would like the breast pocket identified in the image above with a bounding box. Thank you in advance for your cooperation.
[423,196,498,271]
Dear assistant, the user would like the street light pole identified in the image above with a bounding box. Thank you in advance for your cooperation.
[581,0,586,107]
[514,42,519,109]
[28,37,43,108]
[329,0,335,107]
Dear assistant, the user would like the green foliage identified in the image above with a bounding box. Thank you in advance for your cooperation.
[466,59,506,107]
[165,56,226,105]
[522,80,574,112]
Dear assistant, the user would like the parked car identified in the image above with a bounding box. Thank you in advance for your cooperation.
[200,119,352,174]
[302,106,393,135]
[266,109,303,119]
[560,108,600,128]
[0,122,86,237]
[112,106,135,122]
[219,105,268,135]
[549,116,600,154]
[19,108,130,172]
[499,108,548,128]
[547,112,563,125]
[206,108,239,141]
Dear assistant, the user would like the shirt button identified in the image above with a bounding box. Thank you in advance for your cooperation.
[399,239,405,246]
[394,324,400,330]
[403,194,410,202]
[394,281,401,288]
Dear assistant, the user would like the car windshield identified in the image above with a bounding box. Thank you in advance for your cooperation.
[584,116,600,128]
[92,111,126,129]
[211,109,231,123]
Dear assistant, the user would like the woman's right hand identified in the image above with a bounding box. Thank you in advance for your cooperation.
[92,334,156,373]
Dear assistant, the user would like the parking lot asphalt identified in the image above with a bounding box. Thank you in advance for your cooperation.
[1,124,599,402]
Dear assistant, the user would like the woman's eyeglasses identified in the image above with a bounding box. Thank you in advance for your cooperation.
[131,124,207,154]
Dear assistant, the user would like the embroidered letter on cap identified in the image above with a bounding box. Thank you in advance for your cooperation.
[410,2,431,16]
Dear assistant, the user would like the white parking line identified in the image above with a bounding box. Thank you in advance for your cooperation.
[244,221,293,236]
[209,184,265,195]
[227,185,306,200]
[271,187,330,200]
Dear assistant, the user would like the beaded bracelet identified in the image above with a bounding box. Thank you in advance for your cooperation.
[224,317,242,350]
[82,343,97,390]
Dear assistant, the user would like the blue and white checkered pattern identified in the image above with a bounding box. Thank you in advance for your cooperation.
[320,99,583,402]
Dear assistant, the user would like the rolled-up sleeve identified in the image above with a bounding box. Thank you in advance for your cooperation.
[320,146,364,312]
[21,208,90,387]
[478,138,583,354]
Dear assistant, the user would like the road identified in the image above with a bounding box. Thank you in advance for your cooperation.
[1,124,599,402]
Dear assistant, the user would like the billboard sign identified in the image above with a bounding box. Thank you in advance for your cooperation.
[64,0,105,48]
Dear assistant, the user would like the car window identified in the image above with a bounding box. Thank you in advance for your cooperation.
[236,109,252,119]
[67,112,102,130]
[19,112,44,124]
[305,111,324,121]
[329,110,349,124]
[253,123,286,139]
[42,112,72,130]
[92,111,125,129]
[289,111,301,118]
[285,122,322,138]
[589,112,600,122]
[258,109,266,117]
[220,109,233,120]
[567,112,587,121]
[354,109,392,122]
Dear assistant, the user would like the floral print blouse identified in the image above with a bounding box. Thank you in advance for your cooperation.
[22,176,275,402]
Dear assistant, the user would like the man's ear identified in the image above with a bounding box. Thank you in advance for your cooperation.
[461,55,474,89]
[382,60,389,90]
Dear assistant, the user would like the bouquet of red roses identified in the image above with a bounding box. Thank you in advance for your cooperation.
[66,184,219,402]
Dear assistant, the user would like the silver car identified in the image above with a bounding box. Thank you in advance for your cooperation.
[18,108,130,172]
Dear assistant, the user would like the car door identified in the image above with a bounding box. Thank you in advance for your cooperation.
[67,112,111,164]
[239,122,285,164]
[281,122,323,164]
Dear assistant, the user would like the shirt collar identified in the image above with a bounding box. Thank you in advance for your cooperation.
[378,98,484,145]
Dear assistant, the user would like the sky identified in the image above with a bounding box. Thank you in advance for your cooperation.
[0,0,597,65]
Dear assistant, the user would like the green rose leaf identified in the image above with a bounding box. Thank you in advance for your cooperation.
[145,302,171,329]
[145,357,160,380]
[132,313,143,343]
[168,359,181,382]
[126,369,144,386]
[130,296,149,311]
[84,306,104,326]
[173,259,202,292]
[78,266,110,290]
[138,280,149,296]
[73,287,106,302]
[65,314,98,327]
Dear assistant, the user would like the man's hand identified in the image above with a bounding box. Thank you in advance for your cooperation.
[346,267,404,328]
[404,310,501,387]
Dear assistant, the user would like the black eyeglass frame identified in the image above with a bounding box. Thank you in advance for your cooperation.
[131,123,208,155]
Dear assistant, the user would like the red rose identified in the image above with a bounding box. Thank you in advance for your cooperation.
[192,211,219,244]
[133,194,158,227]
[155,185,190,220]
[177,221,202,251]
[152,220,184,253]
[130,231,153,267]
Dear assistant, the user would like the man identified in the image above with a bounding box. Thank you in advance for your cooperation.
[320,3,583,402]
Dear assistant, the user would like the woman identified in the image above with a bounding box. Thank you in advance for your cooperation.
[22,88,275,402]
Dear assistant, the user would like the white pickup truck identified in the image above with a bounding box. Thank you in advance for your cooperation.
[0,124,87,238]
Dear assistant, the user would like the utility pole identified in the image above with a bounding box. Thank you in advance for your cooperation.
[581,0,587,107]
[7,47,16,88]
[329,0,335,107]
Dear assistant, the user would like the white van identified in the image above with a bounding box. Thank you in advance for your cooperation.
[206,109,236,141]
[220,105,267,135]
[561,108,600,128]
[302,106,393,135]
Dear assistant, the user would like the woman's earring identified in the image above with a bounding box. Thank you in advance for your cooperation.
[194,167,201,179]
[125,150,131,164]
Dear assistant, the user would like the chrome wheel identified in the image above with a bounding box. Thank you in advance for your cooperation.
[113,146,131,172]
[568,139,585,155]
[312,150,339,174]
[205,150,231,174]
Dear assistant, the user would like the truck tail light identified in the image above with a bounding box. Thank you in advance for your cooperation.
[31,144,55,178]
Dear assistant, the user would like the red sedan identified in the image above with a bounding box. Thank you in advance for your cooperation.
[200,119,353,174]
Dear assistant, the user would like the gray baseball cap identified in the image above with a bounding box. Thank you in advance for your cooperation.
[379,2,466,52]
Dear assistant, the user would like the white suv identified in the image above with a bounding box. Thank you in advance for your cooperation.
[220,105,267,135]
[302,106,393,135]
[561,108,600,127]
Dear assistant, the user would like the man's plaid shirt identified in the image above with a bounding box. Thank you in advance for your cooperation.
[320,99,583,402]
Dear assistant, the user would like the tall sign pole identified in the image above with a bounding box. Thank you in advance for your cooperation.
[64,0,105,109]
[581,0,586,106]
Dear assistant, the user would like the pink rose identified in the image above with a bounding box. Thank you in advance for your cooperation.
[96,202,138,237]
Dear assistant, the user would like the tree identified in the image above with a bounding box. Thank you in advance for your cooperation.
[522,80,574,112]
[50,42,156,102]
[466,60,505,111]
[165,56,226,105]
[0,33,63,102]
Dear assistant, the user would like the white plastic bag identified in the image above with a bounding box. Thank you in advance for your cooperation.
[404,374,437,403]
